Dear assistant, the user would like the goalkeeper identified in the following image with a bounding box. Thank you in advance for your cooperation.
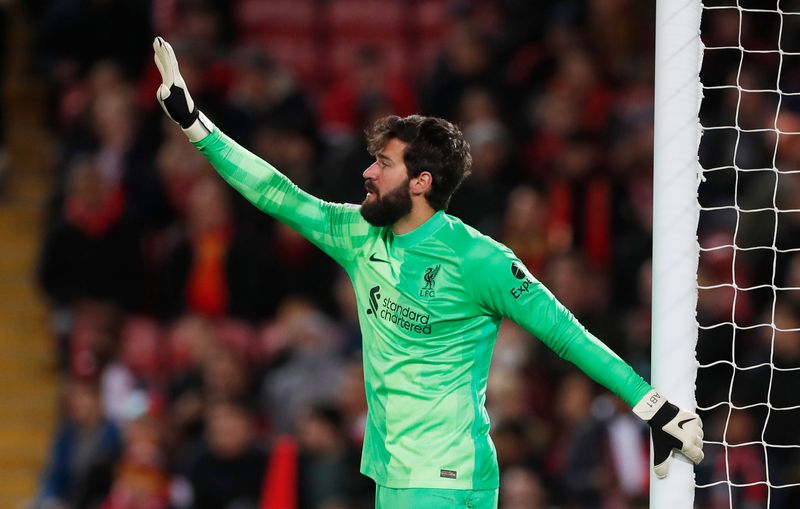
[153,37,703,508]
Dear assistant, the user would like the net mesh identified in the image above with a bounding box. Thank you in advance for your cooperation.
[696,0,800,506]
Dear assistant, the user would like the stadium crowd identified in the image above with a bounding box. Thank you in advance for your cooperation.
[23,0,800,508]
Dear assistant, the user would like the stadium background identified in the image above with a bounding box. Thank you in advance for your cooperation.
[0,0,794,508]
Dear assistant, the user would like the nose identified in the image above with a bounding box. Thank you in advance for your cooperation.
[363,161,379,179]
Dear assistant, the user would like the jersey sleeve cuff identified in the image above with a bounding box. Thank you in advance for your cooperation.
[632,389,666,421]
[183,111,215,142]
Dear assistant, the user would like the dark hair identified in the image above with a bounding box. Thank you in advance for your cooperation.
[366,115,472,210]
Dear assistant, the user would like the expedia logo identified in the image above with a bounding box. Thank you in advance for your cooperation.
[365,285,432,334]
[509,261,534,299]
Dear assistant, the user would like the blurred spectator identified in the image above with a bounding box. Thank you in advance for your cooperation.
[555,392,649,508]
[332,272,362,355]
[487,367,533,425]
[101,317,164,426]
[169,345,255,465]
[250,123,320,194]
[295,403,372,509]
[544,372,594,504]
[176,399,266,509]
[586,0,654,83]
[265,220,340,316]
[541,252,617,348]
[102,392,170,509]
[222,48,316,149]
[35,379,123,509]
[260,299,345,434]
[498,185,553,275]
[697,410,767,509]
[155,133,213,217]
[38,155,142,312]
[731,301,800,508]
[499,466,548,509]
[618,260,652,379]
[422,17,507,120]
[57,61,129,131]
[33,0,152,82]
[168,0,234,52]
[319,46,417,141]
[159,176,268,321]
[65,301,123,383]
[318,93,395,205]
[448,97,514,236]
[492,418,544,474]
[333,356,368,446]
[49,80,169,231]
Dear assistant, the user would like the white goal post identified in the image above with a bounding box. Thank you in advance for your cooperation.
[654,1,800,507]
[652,0,703,507]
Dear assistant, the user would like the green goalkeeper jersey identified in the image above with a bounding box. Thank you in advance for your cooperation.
[193,129,653,490]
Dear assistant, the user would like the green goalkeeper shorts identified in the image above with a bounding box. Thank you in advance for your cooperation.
[375,485,498,509]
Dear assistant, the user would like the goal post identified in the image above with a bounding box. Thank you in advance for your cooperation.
[652,0,703,507]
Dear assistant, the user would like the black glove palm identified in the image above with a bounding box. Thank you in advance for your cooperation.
[634,391,704,478]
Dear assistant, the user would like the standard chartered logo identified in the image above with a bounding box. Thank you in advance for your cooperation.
[365,285,432,334]
[366,286,381,315]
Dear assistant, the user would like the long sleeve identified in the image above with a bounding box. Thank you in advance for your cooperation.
[193,129,372,268]
[469,242,652,407]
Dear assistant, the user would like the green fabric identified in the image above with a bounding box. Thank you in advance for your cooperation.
[375,485,498,509]
[194,128,653,490]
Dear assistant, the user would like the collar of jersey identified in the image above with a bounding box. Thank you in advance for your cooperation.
[391,210,447,249]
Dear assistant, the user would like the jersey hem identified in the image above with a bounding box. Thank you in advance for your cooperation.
[364,472,499,490]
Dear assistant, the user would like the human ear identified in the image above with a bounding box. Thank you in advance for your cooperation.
[411,171,433,195]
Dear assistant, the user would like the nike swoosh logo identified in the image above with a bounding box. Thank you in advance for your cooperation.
[369,253,390,264]
[677,417,695,430]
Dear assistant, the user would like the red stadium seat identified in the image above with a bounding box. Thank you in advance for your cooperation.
[234,0,321,85]
[263,38,319,86]
[326,40,409,80]
[324,0,409,79]
[235,0,316,40]
[414,0,448,41]
[327,0,404,37]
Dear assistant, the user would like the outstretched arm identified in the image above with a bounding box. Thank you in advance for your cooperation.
[152,37,370,267]
[470,245,704,478]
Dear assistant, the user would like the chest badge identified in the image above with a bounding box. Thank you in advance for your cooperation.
[419,264,441,298]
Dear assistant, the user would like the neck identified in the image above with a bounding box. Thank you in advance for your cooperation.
[391,202,436,235]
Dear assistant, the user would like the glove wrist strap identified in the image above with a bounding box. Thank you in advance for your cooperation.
[633,389,666,421]
[183,111,215,142]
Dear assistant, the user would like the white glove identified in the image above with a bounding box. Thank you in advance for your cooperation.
[153,36,214,142]
[633,389,704,478]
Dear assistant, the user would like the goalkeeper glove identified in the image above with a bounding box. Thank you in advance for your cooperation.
[153,36,214,142]
[633,389,704,479]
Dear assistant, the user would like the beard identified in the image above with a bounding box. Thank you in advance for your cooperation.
[360,178,412,226]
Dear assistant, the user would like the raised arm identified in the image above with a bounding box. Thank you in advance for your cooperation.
[469,243,704,479]
[153,37,370,267]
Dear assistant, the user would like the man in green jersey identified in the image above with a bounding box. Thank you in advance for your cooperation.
[153,37,703,508]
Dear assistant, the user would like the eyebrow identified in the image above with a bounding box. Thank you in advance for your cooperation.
[376,153,393,165]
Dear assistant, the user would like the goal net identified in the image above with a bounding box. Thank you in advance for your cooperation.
[695,1,800,507]
[654,0,800,507]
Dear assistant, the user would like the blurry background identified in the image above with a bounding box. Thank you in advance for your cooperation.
[0,0,797,508]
